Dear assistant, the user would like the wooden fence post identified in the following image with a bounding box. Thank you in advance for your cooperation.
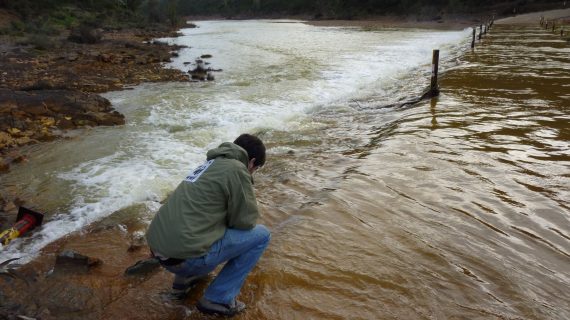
[472,27,476,48]
[479,24,483,40]
[430,49,440,97]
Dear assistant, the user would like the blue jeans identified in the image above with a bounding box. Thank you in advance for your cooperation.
[163,225,271,305]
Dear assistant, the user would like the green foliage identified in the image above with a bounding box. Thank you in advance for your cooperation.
[174,0,563,18]
[1,0,186,35]
[0,0,563,34]
[23,34,58,50]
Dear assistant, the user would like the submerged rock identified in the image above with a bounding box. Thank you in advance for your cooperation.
[54,250,102,274]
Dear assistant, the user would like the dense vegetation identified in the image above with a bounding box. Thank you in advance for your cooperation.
[0,0,564,35]
[177,0,564,18]
[0,0,182,36]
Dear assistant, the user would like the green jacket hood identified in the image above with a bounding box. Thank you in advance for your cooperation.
[206,142,249,166]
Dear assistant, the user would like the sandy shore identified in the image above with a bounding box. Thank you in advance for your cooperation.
[495,8,570,24]
[307,7,570,30]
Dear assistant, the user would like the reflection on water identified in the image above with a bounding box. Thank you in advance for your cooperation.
[1,23,569,319]
[248,24,569,319]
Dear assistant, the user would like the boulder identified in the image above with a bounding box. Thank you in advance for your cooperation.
[68,26,103,44]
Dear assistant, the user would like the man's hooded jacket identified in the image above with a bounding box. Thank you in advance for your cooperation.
[146,142,259,259]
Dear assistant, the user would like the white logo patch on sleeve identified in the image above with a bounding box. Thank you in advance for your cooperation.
[184,159,214,183]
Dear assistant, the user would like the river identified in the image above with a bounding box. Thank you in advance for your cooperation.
[0,21,568,319]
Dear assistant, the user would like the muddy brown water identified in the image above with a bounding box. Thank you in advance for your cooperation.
[1,23,569,319]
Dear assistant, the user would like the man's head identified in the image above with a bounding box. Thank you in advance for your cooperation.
[234,134,266,173]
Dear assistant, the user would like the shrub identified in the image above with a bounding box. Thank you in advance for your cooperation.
[25,34,56,50]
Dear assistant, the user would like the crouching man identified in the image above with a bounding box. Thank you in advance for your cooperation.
[146,134,270,317]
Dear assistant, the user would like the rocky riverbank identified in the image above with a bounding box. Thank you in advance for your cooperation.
[0,27,191,173]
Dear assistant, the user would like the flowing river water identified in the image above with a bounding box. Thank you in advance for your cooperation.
[0,21,569,319]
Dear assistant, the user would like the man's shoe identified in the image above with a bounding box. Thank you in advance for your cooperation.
[196,297,246,317]
[170,275,207,300]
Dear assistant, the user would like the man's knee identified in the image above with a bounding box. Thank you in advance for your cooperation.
[253,224,271,244]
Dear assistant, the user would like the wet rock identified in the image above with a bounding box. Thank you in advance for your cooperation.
[0,159,8,173]
[2,200,17,214]
[40,280,101,315]
[206,73,215,81]
[0,88,125,156]
[189,59,208,81]
[127,232,147,252]
[56,118,75,130]
[124,257,160,276]
[200,54,213,59]
[5,151,26,164]
[54,250,102,274]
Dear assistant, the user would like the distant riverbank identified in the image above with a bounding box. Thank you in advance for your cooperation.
[305,14,479,30]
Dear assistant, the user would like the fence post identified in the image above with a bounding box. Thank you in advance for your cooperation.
[430,49,440,97]
[552,21,556,32]
[472,27,476,48]
[479,24,483,40]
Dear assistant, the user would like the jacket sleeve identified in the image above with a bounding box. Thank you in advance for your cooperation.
[226,165,259,229]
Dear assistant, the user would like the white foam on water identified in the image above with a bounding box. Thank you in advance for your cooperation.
[0,21,469,263]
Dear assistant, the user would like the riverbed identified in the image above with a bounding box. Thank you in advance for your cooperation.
[0,20,568,319]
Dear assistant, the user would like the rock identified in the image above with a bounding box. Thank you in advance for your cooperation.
[189,59,209,81]
[7,128,21,136]
[0,132,14,149]
[127,232,146,252]
[200,54,213,59]
[0,88,124,153]
[68,26,103,44]
[67,53,79,62]
[0,157,9,173]
[3,200,17,213]
[56,118,75,130]
[54,250,102,274]
[6,151,26,164]
[14,136,32,146]
[206,73,215,81]
[40,280,101,315]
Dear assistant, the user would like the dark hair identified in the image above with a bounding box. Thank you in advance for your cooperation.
[234,134,266,167]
